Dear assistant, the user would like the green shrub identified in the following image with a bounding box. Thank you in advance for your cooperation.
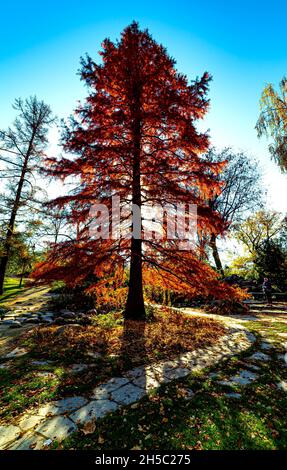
[145,304,157,321]
[91,311,123,329]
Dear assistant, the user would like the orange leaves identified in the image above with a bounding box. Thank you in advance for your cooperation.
[32,23,240,311]
[143,252,246,303]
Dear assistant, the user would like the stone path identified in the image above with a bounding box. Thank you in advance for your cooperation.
[1,300,287,450]
[0,324,254,450]
[0,307,97,329]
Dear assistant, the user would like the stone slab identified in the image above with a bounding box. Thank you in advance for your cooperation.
[7,432,46,450]
[0,425,21,449]
[35,416,77,441]
[248,352,270,362]
[36,396,88,417]
[70,400,118,425]
[5,347,27,359]
[18,414,44,432]
[111,383,146,405]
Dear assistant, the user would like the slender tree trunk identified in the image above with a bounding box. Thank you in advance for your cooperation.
[0,147,31,295]
[125,88,145,319]
[19,261,27,288]
[210,233,224,277]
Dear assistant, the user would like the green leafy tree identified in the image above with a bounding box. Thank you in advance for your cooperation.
[254,239,287,290]
[235,210,287,289]
[256,78,287,172]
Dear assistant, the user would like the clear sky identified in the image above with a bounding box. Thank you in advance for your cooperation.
[0,0,287,212]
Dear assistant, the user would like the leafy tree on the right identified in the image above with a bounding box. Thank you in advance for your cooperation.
[235,210,287,290]
[256,78,287,172]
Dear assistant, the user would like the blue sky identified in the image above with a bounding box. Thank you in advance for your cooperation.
[0,0,287,212]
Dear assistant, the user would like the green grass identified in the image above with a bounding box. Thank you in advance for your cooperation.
[0,357,65,421]
[0,277,27,307]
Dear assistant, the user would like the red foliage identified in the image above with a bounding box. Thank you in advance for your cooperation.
[32,23,243,316]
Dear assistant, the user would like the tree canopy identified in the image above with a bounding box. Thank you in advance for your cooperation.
[31,23,244,318]
[256,78,287,172]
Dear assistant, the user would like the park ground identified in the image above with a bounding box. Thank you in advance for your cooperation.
[0,277,287,450]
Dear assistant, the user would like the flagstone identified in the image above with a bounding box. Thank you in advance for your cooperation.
[124,365,147,380]
[111,383,146,405]
[225,392,241,399]
[93,377,129,395]
[7,432,46,450]
[0,425,21,448]
[91,386,111,400]
[218,370,258,387]
[35,416,77,441]
[163,366,191,380]
[248,352,270,362]
[130,373,162,391]
[5,347,28,359]
[70,400,119,425]
[49,396,88,413]
[230,370,258,386]
[260,342,273,350]
[36,396,88,417]
[18,414,44,432]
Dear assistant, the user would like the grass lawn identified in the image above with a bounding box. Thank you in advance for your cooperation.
[0,277,27,307]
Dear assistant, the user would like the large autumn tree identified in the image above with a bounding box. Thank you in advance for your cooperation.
[33,23,243,319]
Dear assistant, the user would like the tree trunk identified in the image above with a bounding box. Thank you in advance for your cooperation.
[125,237,145,319]
[125,88,145,319]
[0,147,31,295]
[19,261,27,288]
[210,233,224,277]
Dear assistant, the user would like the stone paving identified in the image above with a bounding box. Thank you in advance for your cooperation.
[0,307,97,329]
[0,324,254,450]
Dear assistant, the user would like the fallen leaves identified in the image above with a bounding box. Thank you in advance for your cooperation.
[23,310,225,375]
[82,419,96,435]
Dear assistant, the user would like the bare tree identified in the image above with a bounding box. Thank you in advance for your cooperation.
[0,96,55,294]
[205,148,263,276]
